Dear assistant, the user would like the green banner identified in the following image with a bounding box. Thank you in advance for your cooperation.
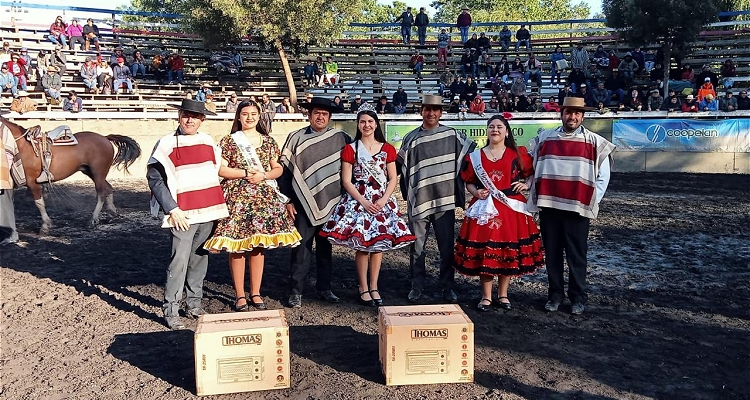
[385,120,562,149]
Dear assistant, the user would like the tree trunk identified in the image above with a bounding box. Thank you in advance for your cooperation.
[275,39,298,109]
[663,42,672,99]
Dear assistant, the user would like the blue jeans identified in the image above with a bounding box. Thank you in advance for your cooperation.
[460,27,469,43]
[48,34,68,48]
[83,78,97,90]
[461,64,473,78]
[499,39,511,51]
[394,105,406,114]
[168,69,183,83]
[13,75,27,91]
[131,63,146,78]
[114,79,133,93]
[515,39,531,50]
[413,62,423,78]
[2,84,17,97]
[620,70,634,79]
[417,26,427,45]
[524,70,542,86]
[45,88,61,100]
[401,26,411,43]
[550,65,562,85]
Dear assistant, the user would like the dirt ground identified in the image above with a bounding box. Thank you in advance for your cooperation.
[1,172,748,400]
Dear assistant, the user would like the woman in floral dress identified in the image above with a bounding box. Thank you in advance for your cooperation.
[320,104,415,306]
[454,114,545,312]
[204,100,301,311]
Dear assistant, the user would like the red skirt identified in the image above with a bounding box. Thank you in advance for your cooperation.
[453,199,545,277]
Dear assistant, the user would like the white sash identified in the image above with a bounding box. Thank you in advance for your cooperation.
[465,149,530,225]
[231,131,289,203]
[351,141,387,187]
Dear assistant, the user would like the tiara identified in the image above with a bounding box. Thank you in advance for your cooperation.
[357,101,376,115]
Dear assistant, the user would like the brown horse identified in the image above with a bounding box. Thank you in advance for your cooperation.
[1,117,141,234]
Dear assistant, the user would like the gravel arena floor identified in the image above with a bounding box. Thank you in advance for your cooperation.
[1,172,748,400]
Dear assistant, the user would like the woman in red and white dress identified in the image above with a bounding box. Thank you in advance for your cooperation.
[320,104,415,307]
[454,114,545,312]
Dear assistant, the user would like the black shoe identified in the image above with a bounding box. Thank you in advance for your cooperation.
[545,300,561,312]
[248,294,267,310]
[442,289,458,304]
[234,296,250,312]
[318,290,341,303]
[570,302,585,315]
[369,289,383,306]
[494,296,512,310]
[476,298,492,312]
[287,294,302,308]
[408,288,422,303]
[358,290,375,307]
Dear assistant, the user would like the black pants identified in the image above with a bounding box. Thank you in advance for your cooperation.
[288,206,332,295]
[539,207,591,304]
[408,210,456,291]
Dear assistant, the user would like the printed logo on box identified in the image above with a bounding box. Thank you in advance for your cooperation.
[411,328,449,339]
[396,311,452,317]
[222,334,263,346]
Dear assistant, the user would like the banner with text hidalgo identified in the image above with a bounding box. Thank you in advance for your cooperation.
[612,119,750,152]
[385,120,562,150]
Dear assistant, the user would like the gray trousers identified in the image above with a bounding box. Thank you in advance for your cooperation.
[163,221,213,318]
[408,210,456,291]
[0,189,18,243]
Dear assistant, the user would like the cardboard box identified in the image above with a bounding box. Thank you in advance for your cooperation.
[378,304,474,386]
[194,310,290,396]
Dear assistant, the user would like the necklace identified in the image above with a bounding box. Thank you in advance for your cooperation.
[485,146,505,161]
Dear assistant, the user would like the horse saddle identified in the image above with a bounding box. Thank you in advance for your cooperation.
[26,125,78,184]
[47,125,78,146]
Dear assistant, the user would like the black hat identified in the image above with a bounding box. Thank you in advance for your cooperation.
[298,97,342,113]
[169,98,217,116]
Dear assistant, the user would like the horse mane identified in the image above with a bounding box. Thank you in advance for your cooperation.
[0,117,26,136]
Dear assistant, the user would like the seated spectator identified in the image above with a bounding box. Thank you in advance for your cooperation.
[464,33,479,51]
[623,88,643,111]
[167,53,184,84]
[631,47,645,72]
[458,99,469,120]
[566,67,586,93]
[720,59,736,90]
[66,19,85,51]
[591,81,610,107]
[303,60,315,87]
[469,95,485,116]
[36,50,50,81]
[604,69,627,102]
[0,64,17,97]
[276,97,295,113]
[460,48,474,78]
[314,56,324,86]
[113,58,135,95]
[486,96,499,112]
[737,90,750,110]
[596,102,610,114]
[680,63,695,83]
[80,57,98,93]
[592,45,608,69]
[575,83,595,107]
[226,92,239,113]
[82,19,100,51]
[48,16,68,48]
[42,66,63,104]
[439,67,454,96]
[63,90,83,112]
[204,93,217,113]
[618,53,638,82]
[515,24,531,50]
[183,90,194,99]
[375,95,394,114]
[464,76,478,102]
[510,95,529,112]
[650,63,664,83]
[448,95,461,113]
[544,96,560,112]
[322,56,340,86]
[510,76,526,97]
[333,95,342,108]
[696,77,716,102]
[549,46,565,88]
[509,57,524,80]
[409,50,424,79]
[450,76,465,99]
[494,56,510,83]
[19,48,31,67]
[530,96,545,112]
[698,93,718,111]
[570,42,590,71]
[524,53,542,88]
[131,50,147,79]
[393,85,408,114]
[661,95,681,112]
[558,83,573,104]
[10,90,37,114]
[51,46,67,76]
[97,59,113,94]
[6,52,27,91]
[498,25,512,51]
[480,51,492,78]
[477,32,491,52]
[196,83,212,102]
[644,50,656,72]
[230,48,243,72]
[646,89,663,111]
[695,64,718,88]
[682,94,698,112]
[608,50,620,73]
[719,90,737,112]
[0,42,10,63]
[586,64,603,88]
[350,94,363,113]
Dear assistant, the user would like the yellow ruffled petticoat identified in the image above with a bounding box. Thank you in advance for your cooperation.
[204,231,301,253]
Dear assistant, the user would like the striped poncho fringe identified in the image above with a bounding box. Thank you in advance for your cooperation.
[279,126,351,225]
[148,131,229,228]
[1,124,14,190]
[397,124,475,220]
[527,127,615,219]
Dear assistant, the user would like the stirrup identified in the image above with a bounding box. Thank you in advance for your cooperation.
[36,170,53,184]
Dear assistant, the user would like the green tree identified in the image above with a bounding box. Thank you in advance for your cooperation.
[175,0,365,106]
[360,0,409,24]
[120,0,182,24]
[429,0,590,24]
[603,0,720,96]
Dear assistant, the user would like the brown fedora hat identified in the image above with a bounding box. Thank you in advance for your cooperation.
[169,98,217,116]
[561,96,594,111]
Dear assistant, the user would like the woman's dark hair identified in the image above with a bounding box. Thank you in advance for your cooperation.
[231,100,268,135]
[485,114,525,174]
[355,110,384,143]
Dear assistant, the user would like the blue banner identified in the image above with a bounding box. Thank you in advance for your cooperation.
[612,119,748,152]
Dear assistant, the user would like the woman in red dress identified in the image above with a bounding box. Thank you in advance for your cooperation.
[454,114,545,312]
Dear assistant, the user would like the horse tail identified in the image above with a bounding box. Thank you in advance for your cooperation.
[106,134,142,174]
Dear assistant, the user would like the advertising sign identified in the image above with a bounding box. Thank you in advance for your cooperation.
[612,119,749,152]
[385,120,561,149]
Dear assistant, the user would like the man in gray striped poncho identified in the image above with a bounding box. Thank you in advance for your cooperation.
[279,97,352,308]
[397,95,476,304]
